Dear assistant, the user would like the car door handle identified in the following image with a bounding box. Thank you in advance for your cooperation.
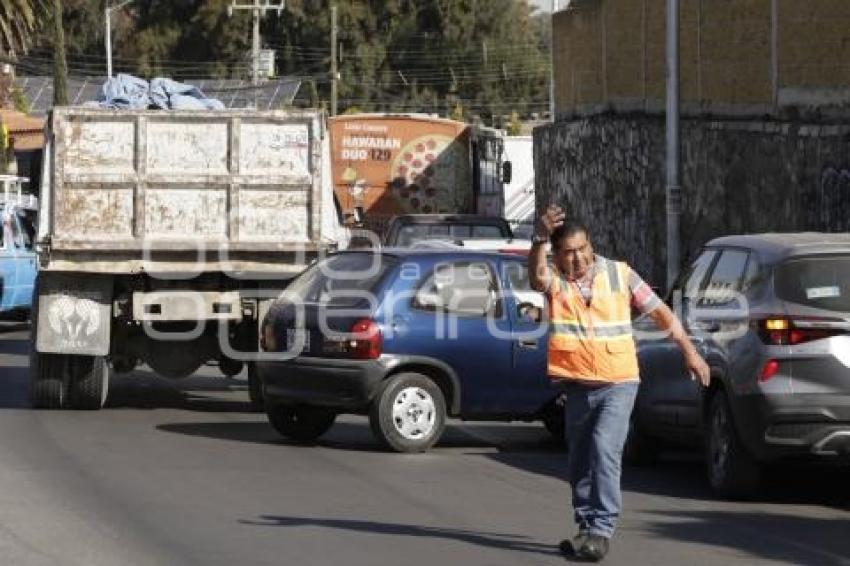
[517,339,538,350]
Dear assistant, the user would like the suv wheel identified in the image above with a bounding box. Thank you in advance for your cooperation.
[370,373,446,453]
[266,405,336,442]
[623,413,660,466]
[706,392,760,498]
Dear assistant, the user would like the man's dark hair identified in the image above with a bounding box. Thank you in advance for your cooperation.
[551,220,590,248]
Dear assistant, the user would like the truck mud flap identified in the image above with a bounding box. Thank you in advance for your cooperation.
[36,274,112,356]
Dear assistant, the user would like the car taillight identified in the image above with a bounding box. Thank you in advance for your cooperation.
[755,316,848,345]
[759,359,780,382]
[349,318,382,360]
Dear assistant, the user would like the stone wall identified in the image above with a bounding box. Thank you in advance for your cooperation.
[533,115,850,286]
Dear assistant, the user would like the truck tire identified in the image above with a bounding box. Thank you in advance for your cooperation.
[247,362,264,412]
[706,392,761,498]
[266,405,337,442]
[29,351,68,409]
[369,372,446,453]
[67,356,110,410]
[29,281,68,410]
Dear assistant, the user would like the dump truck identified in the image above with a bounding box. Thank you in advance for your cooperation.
[30,108,345,409]
[329,114,511,237]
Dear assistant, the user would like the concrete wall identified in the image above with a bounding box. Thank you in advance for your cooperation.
[553,0,850,118]
[534,115,850,285]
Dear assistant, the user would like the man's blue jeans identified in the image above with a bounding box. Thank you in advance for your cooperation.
[562,380,639,539]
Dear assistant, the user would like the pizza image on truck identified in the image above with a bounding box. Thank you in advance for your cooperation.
[329,114,510,235]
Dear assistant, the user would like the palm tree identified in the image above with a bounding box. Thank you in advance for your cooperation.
[0,0,49,55]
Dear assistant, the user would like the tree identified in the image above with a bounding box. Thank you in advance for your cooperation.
[0,0,49,55]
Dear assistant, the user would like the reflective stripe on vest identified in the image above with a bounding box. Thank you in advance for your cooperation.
[547,259,639,383]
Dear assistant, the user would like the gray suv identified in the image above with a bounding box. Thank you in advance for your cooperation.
[632,233,850,497]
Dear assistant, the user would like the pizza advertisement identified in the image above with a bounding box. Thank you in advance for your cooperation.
[329,115,474,231]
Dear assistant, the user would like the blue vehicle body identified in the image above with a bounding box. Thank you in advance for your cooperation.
[0,205,37,316]
[258,249,557,424]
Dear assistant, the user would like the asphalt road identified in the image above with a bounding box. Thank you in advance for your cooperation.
[0,324,848,566]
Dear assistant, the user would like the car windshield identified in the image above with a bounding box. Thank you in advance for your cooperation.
[775,255,850,313]
[285,253,394,307]
[396,223,507,246]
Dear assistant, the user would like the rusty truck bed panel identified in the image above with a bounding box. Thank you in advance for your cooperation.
[44,108,326,266]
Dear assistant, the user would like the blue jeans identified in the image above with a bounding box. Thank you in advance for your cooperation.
[562,380,639,539]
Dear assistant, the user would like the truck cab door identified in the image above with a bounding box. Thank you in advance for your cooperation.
[0,222,14,312]
[11,213,37,309]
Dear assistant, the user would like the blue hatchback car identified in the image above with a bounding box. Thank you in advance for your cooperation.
[256,249,561,452]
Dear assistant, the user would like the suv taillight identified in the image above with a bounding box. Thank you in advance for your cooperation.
[755,316,848,345]
[349,319,382,360]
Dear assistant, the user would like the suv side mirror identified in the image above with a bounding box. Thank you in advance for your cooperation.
[501,161,512,184]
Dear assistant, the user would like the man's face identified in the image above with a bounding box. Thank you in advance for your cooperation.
[554,231,594,279]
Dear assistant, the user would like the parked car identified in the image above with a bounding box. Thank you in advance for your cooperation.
[383,214,514,247]
[255,249,560,452]
[0,178,37,319]
[633,233,850,497]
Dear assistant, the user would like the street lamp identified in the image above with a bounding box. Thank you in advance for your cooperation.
[105,0,134,79]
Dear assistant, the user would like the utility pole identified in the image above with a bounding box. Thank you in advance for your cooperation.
[105,0,134,79]
[330,4,338,116]
[665,0,681,290]
[53,0,68,105]
[229,0,285,105]
[549,0,558,120]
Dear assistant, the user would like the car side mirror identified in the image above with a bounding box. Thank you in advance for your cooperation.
[501,161,512,184]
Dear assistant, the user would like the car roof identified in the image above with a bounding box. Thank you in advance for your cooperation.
[707,233,850,263]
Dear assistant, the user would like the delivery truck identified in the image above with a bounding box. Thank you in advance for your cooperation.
[329,114,511,236]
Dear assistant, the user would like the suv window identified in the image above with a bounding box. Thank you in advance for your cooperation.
[701,249,749,306]
[775,255,850,313]
[413,261,500,317]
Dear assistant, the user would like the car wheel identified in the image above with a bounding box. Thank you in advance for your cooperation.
[369,372,446,453]
[706,392,760,498]
[67,356,110,410]
[623,413,660,466]
[266,405,336,442]
[247,362,264,412]
[541,401,565,443]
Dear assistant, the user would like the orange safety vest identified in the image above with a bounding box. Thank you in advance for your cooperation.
[547,258,639,384]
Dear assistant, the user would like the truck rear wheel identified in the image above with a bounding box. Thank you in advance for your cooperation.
[67,356,110,410]
[247,362,264,412]
[29,351,68,409]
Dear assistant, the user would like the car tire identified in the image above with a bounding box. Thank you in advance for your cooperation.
[266,405,337,442]
[369,372,447,453]
[30,351,68,409]
[706,392,761,498]
[247,362,264,412]
[67,356,110,410]
[541,401,566,443]
[623,414,660,467]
